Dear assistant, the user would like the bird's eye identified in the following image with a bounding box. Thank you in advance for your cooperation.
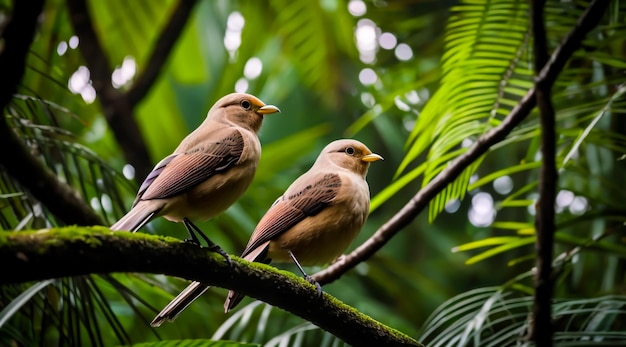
[240,100,251,110]
[345,147,355,155]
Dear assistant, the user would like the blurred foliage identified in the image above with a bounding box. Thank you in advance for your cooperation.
[0,0,625,346]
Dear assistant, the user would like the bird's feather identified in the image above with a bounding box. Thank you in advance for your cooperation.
[240,173,341,259]
[136,130,244,203]
[150,281,211,327]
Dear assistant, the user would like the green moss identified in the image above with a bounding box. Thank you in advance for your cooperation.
[0,226,185,255]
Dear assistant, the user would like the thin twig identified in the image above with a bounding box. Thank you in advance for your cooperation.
[530,0,557,345]
[127,0,199,106]
[312,0,611,286]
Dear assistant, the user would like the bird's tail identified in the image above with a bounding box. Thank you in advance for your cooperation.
[224,289,246,313]
[151,281,211,327]
[110,201,161,232]
[224,242,271,313]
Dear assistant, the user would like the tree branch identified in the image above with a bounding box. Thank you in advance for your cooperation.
[530,0,557,345]
[312,0,611,286]
[0,0,42,109]
[66,0,153,181]
[0,0,102,226]
[66,0,199,182]
[0,227,422,347]
[127,0,198,106]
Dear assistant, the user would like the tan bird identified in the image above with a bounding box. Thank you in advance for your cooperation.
[110,93,280,254]
[150,139,383,327]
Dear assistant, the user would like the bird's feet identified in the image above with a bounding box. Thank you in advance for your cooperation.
[207,243,233,267]
[304,275,323,298]
[183,218,233,267]
[288,250,323,298]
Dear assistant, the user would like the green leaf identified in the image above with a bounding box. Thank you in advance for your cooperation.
[0,280,54,328]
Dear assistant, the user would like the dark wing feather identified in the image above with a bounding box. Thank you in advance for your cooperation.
[134,130,244,204]
[240,173,341,259]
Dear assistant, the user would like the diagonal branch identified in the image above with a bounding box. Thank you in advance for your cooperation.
[66,0,153,181]
[0,227,422,347]
[312,0,611,286]
[127,0,198,106]
[0,0,102,226]
[531,0,557,345]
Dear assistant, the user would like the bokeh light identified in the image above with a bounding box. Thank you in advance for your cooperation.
[569,196,589,215]
[394,96,411,111]
[405,90,421,104]
[57,41,68,56]
[469,192,496,227]
[68,66,96,104]
[360,92,375,107]
[111,56,137,89]
[359,68,378,86]
[244,57,263,80]
[224,11,244,57]
[122,164,135,180]
[355,19,378,64]
[395,43,413,61]
[556,190,575,212]
[379,32,397,50]
[235,77,249,93]
[445,199,461,213]
[68,35,79,49]
[493,176,513,195]
[348,0,366,16]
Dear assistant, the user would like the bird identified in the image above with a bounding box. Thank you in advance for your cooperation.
[149,139,383,327]
[110,92,280,256]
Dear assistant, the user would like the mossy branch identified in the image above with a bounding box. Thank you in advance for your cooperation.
[0,227,422,347]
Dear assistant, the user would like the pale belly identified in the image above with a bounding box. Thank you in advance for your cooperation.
[267,194,369,266]
[160,162,256,222]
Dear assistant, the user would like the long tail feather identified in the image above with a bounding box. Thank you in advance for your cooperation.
[110,201,161,232]
[224,242,271,313]
[224,290,246,313]
[151,281,211,327]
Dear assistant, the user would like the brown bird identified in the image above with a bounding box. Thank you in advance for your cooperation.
[110,93,280,254]
[149,139,383,327]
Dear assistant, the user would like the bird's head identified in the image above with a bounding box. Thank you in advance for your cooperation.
[209,93,280,133]
[318,139,383,178]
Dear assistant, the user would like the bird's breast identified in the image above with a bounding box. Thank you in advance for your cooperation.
[161,130,261,222]
[268,176,370,266]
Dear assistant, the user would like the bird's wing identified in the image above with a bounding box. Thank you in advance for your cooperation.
[133,129,244,205]
[240,172,342,260]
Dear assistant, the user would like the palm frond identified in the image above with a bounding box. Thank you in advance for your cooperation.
[384,0,622,222]
[0,88,145,345]
[420,286,626,347]
[212,301,347,347]
[264,0,356,107]
[2,94,134,228]
[387,0,534,221]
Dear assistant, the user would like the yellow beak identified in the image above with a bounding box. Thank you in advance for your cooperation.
[257,105,281,115]
[362,153,384,162]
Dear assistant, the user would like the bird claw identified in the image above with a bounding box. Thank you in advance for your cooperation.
[183,237,200,245]
[182,218,232,266]
[207,244,233,267]
[183,238,232,266]
[305,275,323,298]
